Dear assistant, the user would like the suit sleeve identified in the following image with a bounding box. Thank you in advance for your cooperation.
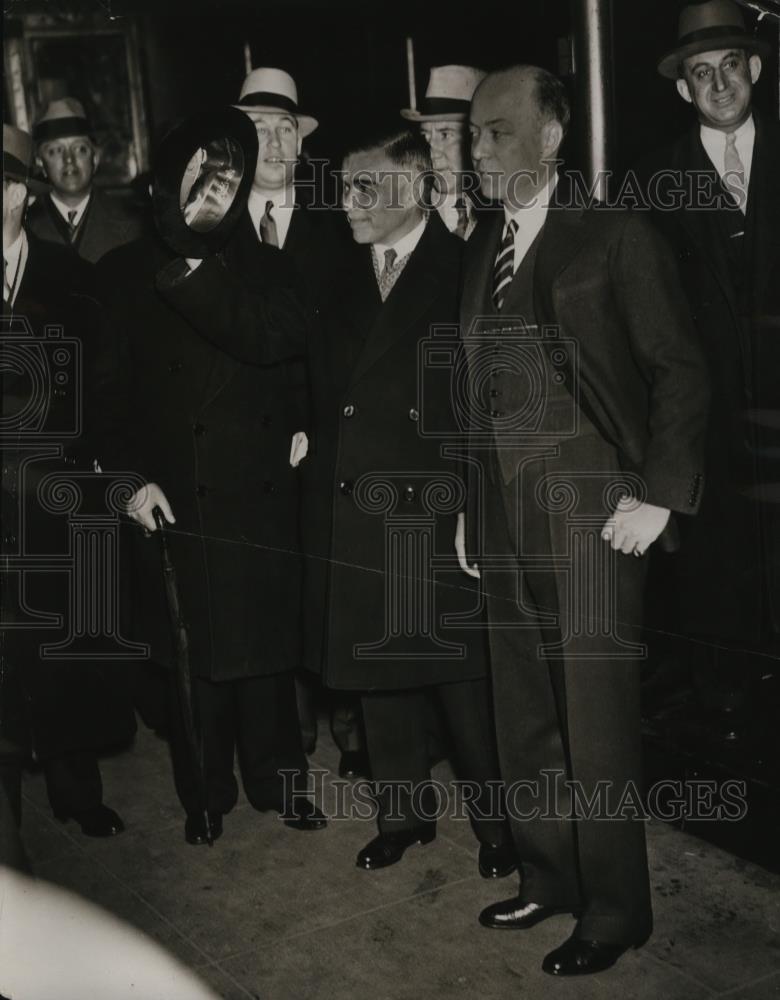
[610,212,710,514]
[155,242,310,366]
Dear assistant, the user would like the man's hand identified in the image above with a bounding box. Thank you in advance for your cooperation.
[127,483,176,533]
[455,511,481,579]
[289,431,309,468]
[601,495,670,556]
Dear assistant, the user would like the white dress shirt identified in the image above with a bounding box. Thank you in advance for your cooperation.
[372,213,428,264]
[435,192,476,239]
[3,229,28,306]
[248,187,295,248]
[503,173,558,273]
[700,115,755,188]
[50,192,91,227]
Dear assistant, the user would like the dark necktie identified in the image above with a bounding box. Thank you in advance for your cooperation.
[259,200,279,247]
[454,197,469,240]
[492,219,518,310]
[67,209,78,242]
[378,248,398,301]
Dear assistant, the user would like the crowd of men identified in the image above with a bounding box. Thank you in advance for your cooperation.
[2,0,778,978]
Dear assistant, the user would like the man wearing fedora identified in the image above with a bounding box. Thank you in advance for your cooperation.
[234,66,367,779]
[27,97,144,264]
[401,65,486,240]
[640,0,780,733]
[2,124,135,838]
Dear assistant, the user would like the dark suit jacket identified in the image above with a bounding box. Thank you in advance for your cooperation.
[301,215,486,690]
[27,189,145,264]
[461,183,710,557]
[2,234,136,757]
[97,224,309,681]
[636,114,780,641]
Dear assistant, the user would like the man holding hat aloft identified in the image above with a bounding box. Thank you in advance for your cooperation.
[27,97,144,263]
[402,65,486,240]
[639,0,779,730]
[2,124,135,838]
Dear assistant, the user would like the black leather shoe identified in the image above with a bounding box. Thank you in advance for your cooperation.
[184,811,223,845]
[478,842,517,879]
[542,934,646,976]
[338,750,370,779]
[281,798,328,831]
[479,898,575,930]
[356,826,436,869]
[55,804,125,838]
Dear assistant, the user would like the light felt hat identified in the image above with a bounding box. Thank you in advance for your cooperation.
[401,65,486,122]
[234,67,318,138]
[33,97,93,144]
[657,0,770,80]
[3,124,50,194]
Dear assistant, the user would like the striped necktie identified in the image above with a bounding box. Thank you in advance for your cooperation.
[492,218,518,310]
[67,209,78,241]
[454,197,469,240]
[723,131,747,213]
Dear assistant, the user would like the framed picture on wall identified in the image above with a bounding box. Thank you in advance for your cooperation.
[4,11,149,188]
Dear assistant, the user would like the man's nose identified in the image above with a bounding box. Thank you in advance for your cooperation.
[713,68,729,92]
[269,130,282,148]
[62,146,76,163]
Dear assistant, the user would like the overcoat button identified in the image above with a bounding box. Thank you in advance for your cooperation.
[403,485,416,502]
[408,408,419,422]
[343,404,355,418]
[339,480,353,496]
[196,484,208,497]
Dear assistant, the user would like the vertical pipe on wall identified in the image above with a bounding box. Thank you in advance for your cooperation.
[572,0,615,202]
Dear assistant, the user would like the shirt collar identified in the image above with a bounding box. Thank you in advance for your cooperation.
[373,213,428,261]
[50,191,91,224]
[4,229,25,269]
[503,171,558,230]
[700,114,755,147]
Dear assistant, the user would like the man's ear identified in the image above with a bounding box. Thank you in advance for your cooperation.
[748,54,762,85]
[35,155,48,179]
[541,120,563,158]
[91,145,101,171]
[676,77,693,104]
[296,134,303,158]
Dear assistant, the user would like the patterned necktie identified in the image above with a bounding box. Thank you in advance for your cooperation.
[723,132,747,213]
[377,248,399,301]
[454,197,469,240]
[67,209,78,241]
[259,200,279,246]
[492,219,518,310]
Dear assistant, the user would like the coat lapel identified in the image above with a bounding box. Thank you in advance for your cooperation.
[346,216,449,389]
[533,185,589,328]
[461,213,502,339]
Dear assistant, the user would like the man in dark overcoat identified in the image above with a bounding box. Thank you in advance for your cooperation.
[97,129,327,844]
[460,67,710,975]
[2,124,135,837]
[301,126,513,877]
[638,0,780,726]
[27,98,145,264]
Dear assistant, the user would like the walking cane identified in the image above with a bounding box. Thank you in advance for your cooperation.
[153,507,213,846]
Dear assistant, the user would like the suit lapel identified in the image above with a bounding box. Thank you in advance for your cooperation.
[347,217,446,390]
[533,188,589,328]
[462,213,502,338]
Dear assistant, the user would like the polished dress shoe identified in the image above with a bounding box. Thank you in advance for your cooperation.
[479,898,575,930]
[281,798,328,831]
[478,842,517,879]
[184,811,223,845]
[338,750,369,779]
[54,804,124,838]
[356,825,436,870]
[542,933,646,976]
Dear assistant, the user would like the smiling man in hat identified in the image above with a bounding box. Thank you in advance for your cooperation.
[3,124,135,840]
[401,65,486,240]
[639,0,780,739]
[27,97,144,263]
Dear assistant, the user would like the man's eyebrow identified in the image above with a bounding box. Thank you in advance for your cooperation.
[690,50,742,70]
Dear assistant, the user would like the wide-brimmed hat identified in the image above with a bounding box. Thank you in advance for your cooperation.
[3,124,50,194]
[33,97,93,144]
[401,65,486,122]
[658,0,770,80]
[233,67,318,138]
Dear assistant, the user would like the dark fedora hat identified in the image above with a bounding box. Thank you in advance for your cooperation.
[153,106,258,258]
[3,123,50,195]
[658,0,771,79]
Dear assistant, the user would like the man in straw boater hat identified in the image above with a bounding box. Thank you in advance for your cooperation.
[2,124,135,839]
[401,65,486,240]
[97,69,330,845]
[27,97,144,263]
[233,66,367,780]
[639,0,779,736]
